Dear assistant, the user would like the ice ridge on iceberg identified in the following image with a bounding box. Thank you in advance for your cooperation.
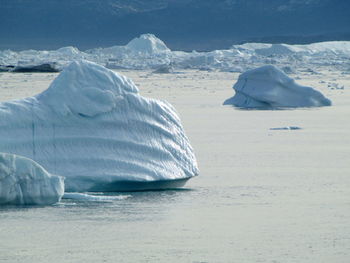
[0,152,64,205]
[0,60,198,192]
[224,65,332,108]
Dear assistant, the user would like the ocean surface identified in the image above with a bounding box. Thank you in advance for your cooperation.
[1,70,349,262]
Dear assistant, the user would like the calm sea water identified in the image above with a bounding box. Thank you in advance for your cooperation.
[1,129,348,263]
[1,71,349,262]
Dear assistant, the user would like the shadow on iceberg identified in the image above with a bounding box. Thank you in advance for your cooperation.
[68,178,191,193]
[12,63,59,73]
[0,60,198,193]
[223,65,331,110]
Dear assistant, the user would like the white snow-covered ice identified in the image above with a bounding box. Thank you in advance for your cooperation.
[0,152,64,205]
[1,34,350,73]
[224,65,332,108]
[126,33,171,54]
[0,60,198,192]
[62,192,131,202]
[87,33,172,70]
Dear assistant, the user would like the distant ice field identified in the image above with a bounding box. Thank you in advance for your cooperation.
[0,69,349,262]
[1,34,350,74]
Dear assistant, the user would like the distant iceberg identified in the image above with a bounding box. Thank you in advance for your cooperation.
[126,33,171,54]
[232,41,350,57]
[224,65,332,108]
[255,44,301,56]
[86,33,172,70]
[0,153,64,205]
[0,60,198,192]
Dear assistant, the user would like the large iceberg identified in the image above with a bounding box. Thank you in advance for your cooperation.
[0,60,198,191]
[224,65,332,108]
[0,152,64,205]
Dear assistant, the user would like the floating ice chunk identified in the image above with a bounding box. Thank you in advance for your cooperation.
[224,65,332,108]
[0,60,198,192]
[63,193,130,202]
[269,126,302,130]
[0,153,64,205]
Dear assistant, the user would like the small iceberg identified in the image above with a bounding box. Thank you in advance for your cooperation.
[224,65,332,108]
[0,60,198,192]
[0,153,64,205]
[269,126,302,130]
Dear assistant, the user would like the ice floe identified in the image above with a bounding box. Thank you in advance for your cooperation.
[0,60,198,192]
[224,65,332,108]
[0,152,64,205]
[63,193,131,202]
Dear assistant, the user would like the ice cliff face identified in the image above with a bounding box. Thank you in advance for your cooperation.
[0,152,64,205]
[224,65,332,108]
[0,60,198,191]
